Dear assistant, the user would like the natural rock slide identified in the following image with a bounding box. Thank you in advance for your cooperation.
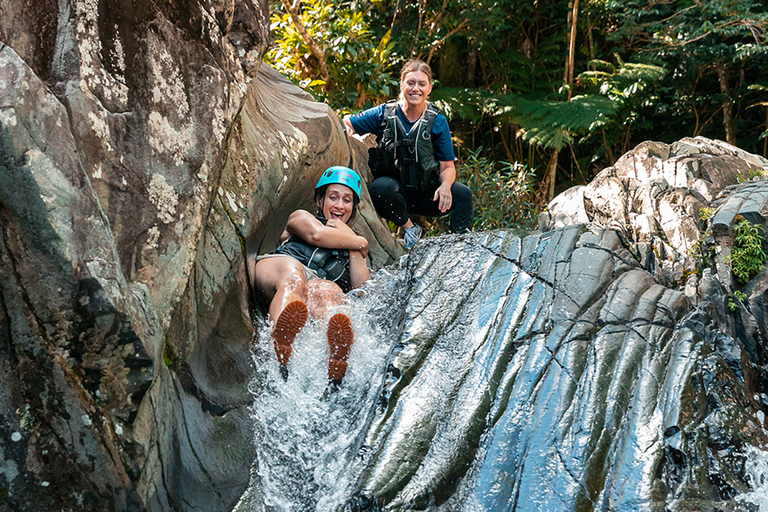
[1,1,768,511]
[346,142,768,509]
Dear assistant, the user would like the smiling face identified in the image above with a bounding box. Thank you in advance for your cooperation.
[400,70,432,110]
[319,183,355,224]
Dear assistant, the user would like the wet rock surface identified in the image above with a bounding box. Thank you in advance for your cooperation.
[0,1,399,511]
[341,138,768,510]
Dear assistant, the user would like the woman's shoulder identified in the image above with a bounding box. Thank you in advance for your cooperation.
[354,103,388,119]
[288,208,315,219]
[349,103,388,135]
[430,109,451,134]
[286,209,321,228]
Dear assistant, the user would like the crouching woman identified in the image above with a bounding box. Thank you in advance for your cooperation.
[249,166,370,393]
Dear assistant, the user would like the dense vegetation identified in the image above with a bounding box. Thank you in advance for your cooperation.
[267,0,768,229]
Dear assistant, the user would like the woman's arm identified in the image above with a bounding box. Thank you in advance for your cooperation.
[326,219,370,287]
[343,117,357,136]
[286,210,369,256]
[433,161,456,213]
[348,250,370,288]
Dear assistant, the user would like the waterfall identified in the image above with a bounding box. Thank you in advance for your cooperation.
[739,446,768,510]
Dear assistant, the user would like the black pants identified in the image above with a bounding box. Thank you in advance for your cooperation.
[368,177,473,233]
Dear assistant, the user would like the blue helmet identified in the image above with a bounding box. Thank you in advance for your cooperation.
[315,166,362,202]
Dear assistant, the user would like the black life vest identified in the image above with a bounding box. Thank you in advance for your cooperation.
[271,217,352,293]
[373,100,441,193]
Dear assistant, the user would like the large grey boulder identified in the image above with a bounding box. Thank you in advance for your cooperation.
[0,1,399,511]
[347,224,768,511]
[540,137,768,287]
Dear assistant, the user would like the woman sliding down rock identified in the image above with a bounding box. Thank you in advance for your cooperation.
[249,167,370,396]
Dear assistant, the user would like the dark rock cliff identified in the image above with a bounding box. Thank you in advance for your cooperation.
[0,1,400,511]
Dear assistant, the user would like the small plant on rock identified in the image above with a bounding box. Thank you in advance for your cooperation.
[737,168,767,183]
[727,290,749,312]
[699,206,714,224]
[730,219,767,284]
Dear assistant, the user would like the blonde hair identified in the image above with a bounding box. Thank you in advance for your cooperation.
[399,59,432,83]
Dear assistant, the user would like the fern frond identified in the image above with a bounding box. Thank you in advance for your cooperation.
[510,95,617,149]
[586,59,616,73]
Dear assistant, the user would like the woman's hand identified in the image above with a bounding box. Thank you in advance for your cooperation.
[434,161,457,213]
[327,218,369,258]
[326,218,355,234]
[433,181,453,213]
[329,219,371,286]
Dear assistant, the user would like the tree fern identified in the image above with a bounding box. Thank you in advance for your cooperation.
[510,96,617,149]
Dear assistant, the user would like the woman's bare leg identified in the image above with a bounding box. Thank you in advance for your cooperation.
[252,257,310,375]
[306,279,345,319]
[252,256,309,321]
[307,280,354,390]
[250,259,354,386]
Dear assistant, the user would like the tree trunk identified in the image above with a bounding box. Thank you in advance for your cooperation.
[280,0,333,89]
[715,61,736,145]
[764,107,767,157]
[565,0,579,98]
[554,0,579,201]
[467,38,477,87]
[546,148,559,202]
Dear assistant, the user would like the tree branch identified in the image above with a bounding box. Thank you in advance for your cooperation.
[426,19,469,65]
[280,0,333,88]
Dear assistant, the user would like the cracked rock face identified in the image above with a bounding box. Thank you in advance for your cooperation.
[0,1,399,511]
[345,164,768,509]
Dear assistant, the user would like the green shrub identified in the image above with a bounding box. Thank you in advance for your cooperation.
[461,147,538,231]
[730,219,767,284]
[266,0,397,112]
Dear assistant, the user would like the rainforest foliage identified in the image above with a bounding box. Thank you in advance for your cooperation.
[268,0,768,228]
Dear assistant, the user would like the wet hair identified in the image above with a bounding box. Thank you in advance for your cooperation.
[315,184,359,224]
[399,59,432,83]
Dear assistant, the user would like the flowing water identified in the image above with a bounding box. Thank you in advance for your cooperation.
[739,446,768,511]
[234,265,408,512]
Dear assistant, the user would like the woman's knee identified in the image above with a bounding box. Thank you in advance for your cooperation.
[369,177,408,224]
[369,177,400,200]
[307,279,344,299]
[306,279,345,315]
[451,182,473,205]
[255,257,307,294]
